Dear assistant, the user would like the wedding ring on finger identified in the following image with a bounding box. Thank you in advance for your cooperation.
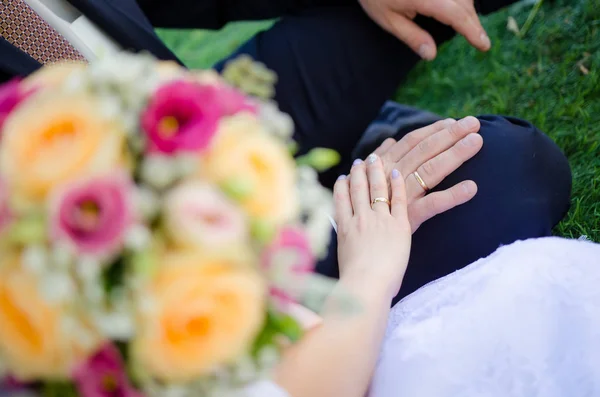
[371,197,391,209]
[413,171,430,192]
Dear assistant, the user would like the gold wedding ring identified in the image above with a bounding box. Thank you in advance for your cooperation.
[371,197,391,208]
[413,171,430,192]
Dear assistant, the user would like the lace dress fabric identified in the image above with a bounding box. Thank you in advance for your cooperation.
[370,237,600,397]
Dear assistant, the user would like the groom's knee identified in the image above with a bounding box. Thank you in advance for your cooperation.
[476,115,572,229]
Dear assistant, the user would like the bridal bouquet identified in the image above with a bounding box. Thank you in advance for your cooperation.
[0,54,337,397]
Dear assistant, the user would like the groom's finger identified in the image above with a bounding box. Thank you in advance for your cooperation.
[385,13,437,60]
[391,169,409,220]
[400,116,480,178]
[405,132,483,201]
[419,0,490,52]
[373,138,396,157]
[386,118,455,163]
[408,180,478,232]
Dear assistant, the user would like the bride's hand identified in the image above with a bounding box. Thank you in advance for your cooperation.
[374,116,483,232]
[334,154,411,300]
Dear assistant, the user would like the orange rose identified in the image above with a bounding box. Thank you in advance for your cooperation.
[0,93,126,205]
[23,62,86,91]
[0,253,100,380]
[200,114,298,224]
[133,251,266,381]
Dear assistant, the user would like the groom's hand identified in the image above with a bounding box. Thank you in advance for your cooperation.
[373,117,483,232]
[358,0,491,60]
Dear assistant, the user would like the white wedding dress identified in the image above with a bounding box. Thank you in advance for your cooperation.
[371,237,600,397]
[249,237,600,397]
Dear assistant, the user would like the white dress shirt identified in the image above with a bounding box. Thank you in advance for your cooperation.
[23,0,121,61]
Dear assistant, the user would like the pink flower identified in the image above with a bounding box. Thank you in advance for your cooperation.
[74,344,144,397]
[1,375,26,390]
[0,178,12,232]
[0,79,32,137]
[262,227,316,304]
[49,174,134,256]
[141,81,222,154]
[163,182,248,248]
[215,85,257,116]
[263,227,315,273]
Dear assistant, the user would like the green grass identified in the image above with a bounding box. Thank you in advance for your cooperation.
[157,0,600,241]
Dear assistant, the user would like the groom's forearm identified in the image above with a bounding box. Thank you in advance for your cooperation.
[137,0,355,30]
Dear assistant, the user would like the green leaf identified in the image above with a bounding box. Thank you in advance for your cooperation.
[221,178,254,201]
[250,218,277,244]
[103,257,126,293]
[252,313,279,357]
[296,148,341,172]
[252,310,304,357]
[42,381,78,397]
[288,142,299,156]
[129,248,159,277]
[271,312,303,343]
[6,216,46,245]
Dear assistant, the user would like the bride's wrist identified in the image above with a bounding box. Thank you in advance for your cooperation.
[338,269,399,305]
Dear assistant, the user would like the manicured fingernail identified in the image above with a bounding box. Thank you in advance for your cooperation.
[459,116,478,129]
[337,175,347,181]
[353,159,363,166]
[462,181,477,194]
[463,133,480,146]
[418,44,435,60]
[480,33,491,49]
[367,153,378,164]
[392,169,401,179]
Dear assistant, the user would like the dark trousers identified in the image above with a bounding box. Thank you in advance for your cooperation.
[214,1,572,304]
[215,1,520,186]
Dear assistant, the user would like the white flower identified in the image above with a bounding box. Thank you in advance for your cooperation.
[63,70,88,93]
[174,154,198,178]
[294,167,335,257]
[305,209,334,258]
[133,186,161,221]
[140,155,178,190]
[40,271,76,303]
[22,245,49,274]
[83,282,105,304]
[125,224,152,251]
[93,309,135,340]
[256,346,280,371]
[297,165,319,184]
[258,101,294,139]
[98,94,122,119]
[51,242,75,270]
[233,355,257,383]
[76,256,103,280]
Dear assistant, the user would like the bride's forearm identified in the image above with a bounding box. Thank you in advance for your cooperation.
[274,272,393,397]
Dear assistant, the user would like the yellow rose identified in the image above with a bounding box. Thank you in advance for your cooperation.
[23,62,86,91]
[0,93,126,205]
[133,251,266,381]
[156,61,185,81]
[0,253,100,381]
[201,114,298,224]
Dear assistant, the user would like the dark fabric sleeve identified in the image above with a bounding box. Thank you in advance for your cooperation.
[135,0,354,29]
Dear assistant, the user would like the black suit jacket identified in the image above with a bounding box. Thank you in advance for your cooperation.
[0,0,351,83]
